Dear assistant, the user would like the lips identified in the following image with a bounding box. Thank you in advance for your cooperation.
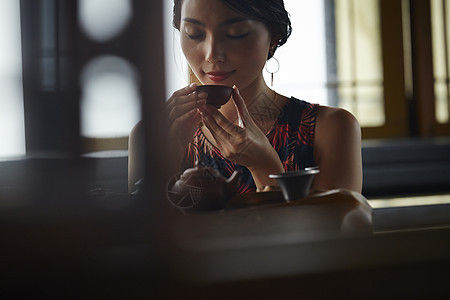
[205,71,234,82]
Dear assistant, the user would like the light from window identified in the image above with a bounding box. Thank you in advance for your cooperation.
[80,55,141,138]
[335,0,385,127]
[0,0,25,158]
[264,0,328,106]
[163,0,189,98]
[78,0,132,42]
[431,0,450,124]
[268,0,385,128]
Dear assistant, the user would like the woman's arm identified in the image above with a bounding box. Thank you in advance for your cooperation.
[128,121,146,193]
[312,106,362,193]
[128,84,207,193]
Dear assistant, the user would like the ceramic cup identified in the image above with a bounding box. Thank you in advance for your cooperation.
[269,168,320,202]
[196,85,233,108]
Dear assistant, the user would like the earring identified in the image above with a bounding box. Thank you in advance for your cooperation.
[265,49,280,87]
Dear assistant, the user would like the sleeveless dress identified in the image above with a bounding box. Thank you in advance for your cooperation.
[182,97,319,193]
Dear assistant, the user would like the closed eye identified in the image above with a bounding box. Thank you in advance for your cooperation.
[226,32,250,39]
[185,32,204,40]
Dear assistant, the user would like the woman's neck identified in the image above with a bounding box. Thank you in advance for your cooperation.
[241,76,272,104]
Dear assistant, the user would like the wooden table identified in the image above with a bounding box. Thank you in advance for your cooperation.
[171,189,373,253]
[161,189,450,298]
[1,188,449,298]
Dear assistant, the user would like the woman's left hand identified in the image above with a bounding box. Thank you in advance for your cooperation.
[199,86,284,189]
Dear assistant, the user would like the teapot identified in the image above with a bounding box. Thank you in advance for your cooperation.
[168,164,240,211]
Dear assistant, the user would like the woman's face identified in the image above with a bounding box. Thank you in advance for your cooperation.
[180,0,273,90]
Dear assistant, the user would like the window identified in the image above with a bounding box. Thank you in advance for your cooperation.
[273,0,385,129]
[272,0,429,139]
[410,0,450,137]
[2,0,176,156]
[78,0,140,141]
[431,0,450,124]
[0,0,25,158]
[334,0,384,127]
[266,0,328,106]
[164,0,189,98]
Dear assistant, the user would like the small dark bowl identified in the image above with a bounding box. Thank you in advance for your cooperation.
[196,85,233,108]
[269,168,320,202]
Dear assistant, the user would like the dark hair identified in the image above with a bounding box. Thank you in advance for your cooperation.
[173,0,292,59]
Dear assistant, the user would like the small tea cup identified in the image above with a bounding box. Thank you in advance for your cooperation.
[196,85,233,108]
[269,168,320,202]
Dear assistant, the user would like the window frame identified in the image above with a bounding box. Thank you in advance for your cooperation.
[20,0,81,155]
[411,0,450,137]
[360,0,410,139]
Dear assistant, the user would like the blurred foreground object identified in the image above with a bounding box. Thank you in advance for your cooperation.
[167,164,240,212]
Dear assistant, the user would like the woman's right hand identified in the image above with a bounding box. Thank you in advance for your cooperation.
[166,83,207,162]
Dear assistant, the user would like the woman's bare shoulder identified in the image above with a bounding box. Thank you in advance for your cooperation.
[316,105,359,128]
[313,105,362,192]
[315,106,360,142]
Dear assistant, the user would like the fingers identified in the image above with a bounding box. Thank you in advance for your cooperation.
[171,107,201,130]
[200,105,247,161]
[200,104,243,136]
[167,83,197,105]
[168,95,206,122]
[167,83,208,123]
[167,83,198,113]
[231,85,252,127]
[201,108,232,144]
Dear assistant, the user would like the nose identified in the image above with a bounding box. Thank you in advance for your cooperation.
[204,35,225,63]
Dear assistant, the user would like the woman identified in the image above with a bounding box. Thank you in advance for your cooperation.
[129,0,362,194]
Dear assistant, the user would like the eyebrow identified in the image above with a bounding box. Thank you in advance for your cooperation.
[182,17,249,26]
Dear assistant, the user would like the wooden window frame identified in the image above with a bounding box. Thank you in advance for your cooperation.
[411,0,450,137]
[361,0,409,139]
